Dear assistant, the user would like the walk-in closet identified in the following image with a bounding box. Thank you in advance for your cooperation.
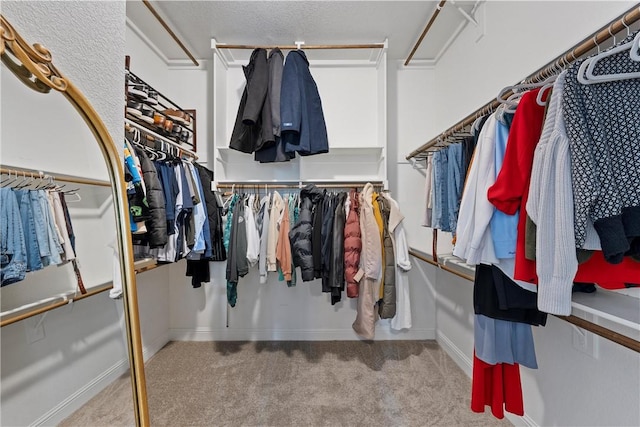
[1,2,639,426]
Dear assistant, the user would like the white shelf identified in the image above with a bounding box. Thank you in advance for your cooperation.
[572,290,640,331]
[212,46,387,184]
[434,253,640,338]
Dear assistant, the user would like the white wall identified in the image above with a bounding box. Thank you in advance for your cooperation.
[419,2,640,426]
[0,2,130,425]
[124,20,174,362]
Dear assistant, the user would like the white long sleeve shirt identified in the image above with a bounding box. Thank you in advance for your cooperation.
[453,113,499,265]
[245,194,260,266]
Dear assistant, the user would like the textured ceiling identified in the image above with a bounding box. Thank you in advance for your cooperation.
[126,1,477,62]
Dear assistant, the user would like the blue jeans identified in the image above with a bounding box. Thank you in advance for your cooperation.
[1,188,27,286]
[14,190,44,272]
[432,149,450,232]
[446,143,464,234]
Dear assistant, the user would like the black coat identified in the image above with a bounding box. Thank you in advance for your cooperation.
[330,192,347,305]
[321,194,336,293]
[135,148,167,248]
[254,48,295,163]
[229,48,274,153]
[281,50,329,156]
[289,184,324,281]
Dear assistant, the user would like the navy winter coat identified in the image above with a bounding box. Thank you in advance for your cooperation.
[280,50,329,156]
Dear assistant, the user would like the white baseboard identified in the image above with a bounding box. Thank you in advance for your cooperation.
[436,331,473,377]
[142,331,171,362]
[33,331,170,426]
[31,359,129,426]
[506,412,538,427]
[170,327,436,341]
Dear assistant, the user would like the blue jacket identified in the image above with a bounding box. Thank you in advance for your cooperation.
[280,50,329,156]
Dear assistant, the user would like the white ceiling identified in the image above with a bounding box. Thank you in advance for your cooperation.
[126,0,478,63]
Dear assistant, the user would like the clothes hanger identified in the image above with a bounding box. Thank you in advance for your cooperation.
[577,28,640,84]
[536,59,563,106]
[629,28,640,61]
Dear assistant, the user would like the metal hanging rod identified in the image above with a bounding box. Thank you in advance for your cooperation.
[405,0,447,66]
[406,3,640,160]
[215,43,386,50]
[125,119,198,160]
[215,180,385,190]
[0,258,158,328]
[407,249,640,354]
[0,283,113,328]
[141,0,199,66]
[0,165,111,187]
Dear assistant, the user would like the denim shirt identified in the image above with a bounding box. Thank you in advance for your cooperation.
[1,188,27,286]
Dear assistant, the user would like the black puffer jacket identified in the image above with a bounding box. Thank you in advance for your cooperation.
[135,148,167,248]
[289,184,324,281]
[377,196,396,319]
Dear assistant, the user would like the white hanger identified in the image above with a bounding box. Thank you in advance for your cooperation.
[535,60,563,106]
[630,30,640,61]
[579,28,640,84]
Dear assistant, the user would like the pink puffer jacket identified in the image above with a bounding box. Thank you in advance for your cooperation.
[344,189,361,297]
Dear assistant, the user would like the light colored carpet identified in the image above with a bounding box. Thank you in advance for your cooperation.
[60,340,512,426]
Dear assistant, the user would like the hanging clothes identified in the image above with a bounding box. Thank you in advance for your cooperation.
[377,194,396,319]
[226,196,248,307]
[330,192,347,305]
[267,191,284,272]
[320,193,336,293]
[422,155,433,227]
[453,113,500,266]
[290,184,324,281]
[276,202,293,284]
[488,113,518,259]
[352,183,382,340]
[134,147,167,248]
[194,164,226,261]
[229,48,274,154]
[487,89,547,283]
[562,34,640,264]
[245,194,260,266]
[281,50,329,156]
[384,193,412,331]
[1,188,27,286]
[257,193,270,284]
[344,189,362,298]
[471,352,524,420]
[525,71,640,315]
[254,48,294,163]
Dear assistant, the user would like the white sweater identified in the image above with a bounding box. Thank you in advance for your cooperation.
[525,73,578,315]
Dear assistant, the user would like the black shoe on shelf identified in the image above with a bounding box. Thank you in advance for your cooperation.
[126,99,143,118]
[140,104,155,124]
[147,89,159,105]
